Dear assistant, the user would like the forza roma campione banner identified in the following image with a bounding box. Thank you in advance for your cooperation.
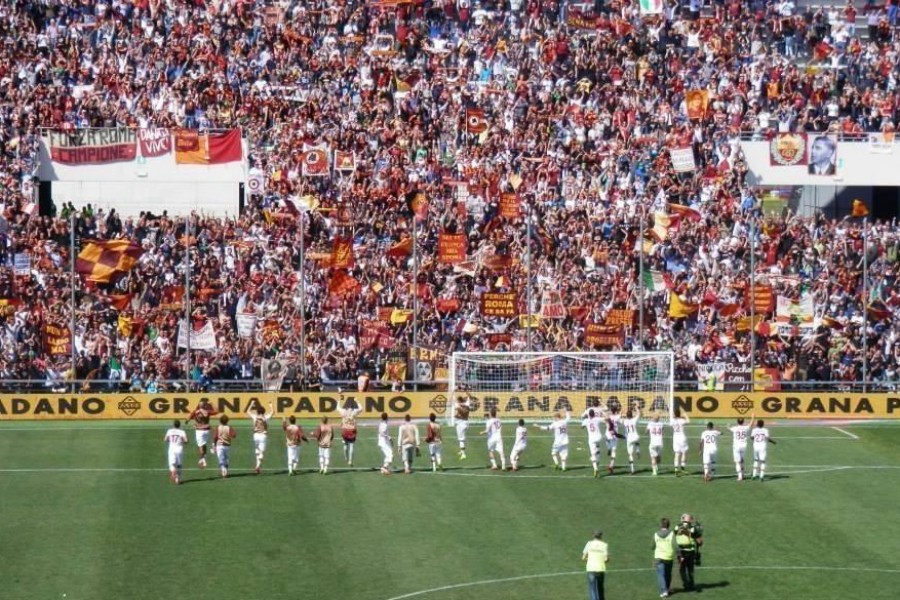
[44,128,138,165]
[1,392,900,420]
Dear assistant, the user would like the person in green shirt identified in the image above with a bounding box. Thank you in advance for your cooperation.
[653,517,676,598]
[582,530,609,600]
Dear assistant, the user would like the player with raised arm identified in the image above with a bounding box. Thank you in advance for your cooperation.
[670,409,690,476]
[186,399,217,468]
[247,401,274,474]
[339,390,362,467]
[541,410,571,472]
[583,409,604,477]
[212,414,237,479]
[699,422,722,482]
[397,414,421,474]
[282,415,308,476]
[728,415,752,481]
[163,420,188,484]
[621,407,642,474]
[751,419,776,481]
[454,393,472,460]
[646,413,665,476]
[377,412,393,475]
[425,413,444,472]
[312,416,334,475]
[509,419,528,471]
[604,408,624,475]
[482,408,506,471]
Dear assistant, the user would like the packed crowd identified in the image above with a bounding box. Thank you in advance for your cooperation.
[2,0,900,393]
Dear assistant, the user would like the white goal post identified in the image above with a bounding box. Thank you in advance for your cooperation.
[448,352,674,423]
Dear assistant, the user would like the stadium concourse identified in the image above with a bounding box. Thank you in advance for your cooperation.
[1,0,900,392]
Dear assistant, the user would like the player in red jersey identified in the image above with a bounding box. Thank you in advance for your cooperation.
[186,399,218,468]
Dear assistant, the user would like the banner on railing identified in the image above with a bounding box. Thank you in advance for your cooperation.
[0,391,898,420]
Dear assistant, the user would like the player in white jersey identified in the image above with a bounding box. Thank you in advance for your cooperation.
[670,409,691,476]
[481,408,506,471]
[163,420,189,484]
[699,422,722,481]
[580,400,607,422]
[604,409,624,474]
[646,414,665,475]
[728,416,752,481]
[377,412,394,475]
[621,408,641,474]
[247,401,274,474]
[751,419,776,481]
[541,410,571,471]
[509,419,528,471]
[582,409,604,477]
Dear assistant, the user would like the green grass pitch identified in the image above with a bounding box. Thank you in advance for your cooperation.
[0,419,898,600]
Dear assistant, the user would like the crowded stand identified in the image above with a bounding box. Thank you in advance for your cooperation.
[0,0,899,394]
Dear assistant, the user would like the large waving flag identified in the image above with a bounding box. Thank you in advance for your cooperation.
[75,240,144,284]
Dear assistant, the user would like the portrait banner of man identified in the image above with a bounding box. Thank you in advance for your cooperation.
[807,135,838,176]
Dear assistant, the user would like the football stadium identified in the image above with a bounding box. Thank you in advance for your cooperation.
[2,1,900,599]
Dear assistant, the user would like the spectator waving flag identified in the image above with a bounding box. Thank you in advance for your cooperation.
[75,240,144,284]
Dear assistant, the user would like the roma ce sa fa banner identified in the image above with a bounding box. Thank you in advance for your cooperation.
[2,392,900,420]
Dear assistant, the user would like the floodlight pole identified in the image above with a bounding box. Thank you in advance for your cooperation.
[70,213,76,393]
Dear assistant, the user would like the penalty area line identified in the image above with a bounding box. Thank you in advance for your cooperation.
[832,426,860,440]
[384,565,900,599]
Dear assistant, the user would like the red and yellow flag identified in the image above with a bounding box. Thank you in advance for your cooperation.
[75,240,144,284]
[331,236,355,269]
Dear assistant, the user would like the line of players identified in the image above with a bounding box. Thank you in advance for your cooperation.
[161,397,776,484]
[451,396,776,481]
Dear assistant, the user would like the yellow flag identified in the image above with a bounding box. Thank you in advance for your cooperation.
[519,314,541,328]
[390,308,413,324]
[117,315,133,337]
[669,294,699,319]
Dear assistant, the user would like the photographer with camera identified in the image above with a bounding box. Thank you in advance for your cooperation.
[675,514,704,591]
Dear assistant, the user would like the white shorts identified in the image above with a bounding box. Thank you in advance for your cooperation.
[588,440,602,460]
[287,446,300,465]
[673,436,688,453]
[552,442,569,459]
[733,446,747,463]
[195,429,210,447]
[754,447,768,462]
[456,420,469,441]
[428,441,442,457]
[511,441,527,456]
[606,437,618,452]
[379,442,394,463]
[318,447,331,460]
[253,432,268,452]
[487,438,504,454]
[627,439,640,455]
[216,445,230,466]
[702,450,717,465]
[649,443,663,458]
[168,448,183,468]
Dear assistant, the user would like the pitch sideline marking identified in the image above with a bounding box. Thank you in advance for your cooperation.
[384,565,900,600]
[832,426,860,440]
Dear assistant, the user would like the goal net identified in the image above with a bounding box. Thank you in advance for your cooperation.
[448,352,674,423]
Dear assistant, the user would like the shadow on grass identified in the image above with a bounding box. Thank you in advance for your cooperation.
[690,580,730,593]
